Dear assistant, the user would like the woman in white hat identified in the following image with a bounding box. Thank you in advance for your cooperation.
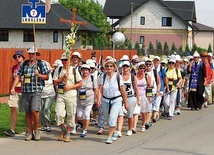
[76,64,98,138]
[97,58,128,144]
[163,58,182,120]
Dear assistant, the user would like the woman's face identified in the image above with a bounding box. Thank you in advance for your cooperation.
[105,63,115,73]
[122,65,130,73]
[168,61,175,69]
[81,68,90,77]
[137,65,145,73]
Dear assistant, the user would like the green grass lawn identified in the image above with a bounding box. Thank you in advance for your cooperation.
[0,102,56,137]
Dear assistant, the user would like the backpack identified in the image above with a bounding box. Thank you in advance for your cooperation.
[22,59,45,86]
[153,66,164,84]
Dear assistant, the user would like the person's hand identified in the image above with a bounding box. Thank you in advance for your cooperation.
[124,103,129,110]
[137,100,141,106]
[34,69,39,76]
[63,84,70,91]
[96,101,101,107]
[64,72,69,79]
[10,88,15,95]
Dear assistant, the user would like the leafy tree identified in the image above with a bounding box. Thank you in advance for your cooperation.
[185,44,190,51]
[171,42,177,52]
[59,0,111,48]
[192,43,198,52]
[99,38,105,50]
[120,44,126,50]
[157,41,162,50]
[178,45,183,52]
[208,44,212,53]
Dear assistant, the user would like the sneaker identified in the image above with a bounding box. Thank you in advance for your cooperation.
[64,136,71,142]
[106,137,113,144]
[204,105,208,108]
[33,130,41,141]
[168,116,173,120]
[46,126,51,132]
[126,130,133,136]
[71,126,76,134]
[41,126,47,131]
[91,119,97,125]
[112,132,118,141]
[132,128,137,134]
[80,130,87,138]
[141,126,146,132]
[117,131,122,137]
[174,110,178,115]
[4,129,15,137]
[25,134,33,141]
[58,131,65,141]
[177,109,181,115]
[145,123,150,129]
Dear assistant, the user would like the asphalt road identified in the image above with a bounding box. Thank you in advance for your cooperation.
[1,104,214,155]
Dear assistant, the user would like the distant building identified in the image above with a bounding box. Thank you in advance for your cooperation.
[103,0,214,51]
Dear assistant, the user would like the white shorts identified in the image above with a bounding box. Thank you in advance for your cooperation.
[7,93,21,108]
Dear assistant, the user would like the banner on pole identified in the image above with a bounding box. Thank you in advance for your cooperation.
[21,0,46,24]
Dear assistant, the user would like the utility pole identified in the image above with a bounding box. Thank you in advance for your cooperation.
[130,2,133,45]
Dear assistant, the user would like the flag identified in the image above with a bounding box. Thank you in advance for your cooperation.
[46,0,51,13]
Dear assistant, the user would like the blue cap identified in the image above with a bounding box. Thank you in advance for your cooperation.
[13,51,25,59]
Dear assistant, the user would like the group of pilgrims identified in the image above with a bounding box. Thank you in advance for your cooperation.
[50,50,214,144]
[5,48,214,144]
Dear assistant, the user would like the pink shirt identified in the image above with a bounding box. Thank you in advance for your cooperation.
[137,77,147,96]
[12,65,22,93]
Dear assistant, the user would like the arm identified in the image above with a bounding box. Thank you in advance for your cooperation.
[64,80,82,91]
[156,73,161,96]
[133,76,140,106]
[97,84,103,107]
[120,85,129,110]
[10,76,21,95]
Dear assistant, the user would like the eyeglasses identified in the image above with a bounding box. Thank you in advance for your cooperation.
[168,62,175,65]
[106,65,113,68]
[15,55,21,59]
[61,59,68,62]
[145,63,152,66]
[133,61,138,64]
[123,65,129,68]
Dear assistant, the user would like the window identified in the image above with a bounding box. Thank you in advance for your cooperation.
[162,17,172,26]
[140,36,144,44]
[53,31,58,42]
[23,30,34,42]
[140,17,145,25]
[0,30,9,41]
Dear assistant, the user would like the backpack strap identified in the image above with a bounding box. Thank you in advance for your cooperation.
[91,75,94,90]
[73,67,77,84]
[103,72,121,92]
[153,69,158,84]
[58,66,62,77]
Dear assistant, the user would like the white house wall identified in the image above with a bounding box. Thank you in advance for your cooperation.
[194,31,214,50]
[0,30,64,49]
[119,0,187,30]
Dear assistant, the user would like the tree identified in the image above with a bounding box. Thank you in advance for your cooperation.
[192,43,198,52]
[185,44,190,51]
[164,42,169,55]
[208,44,212,53]
[134,41,140,55]
[148,41,155,55]
[59,0,111,47]
[128,42,132,50]
[171,42,177,52]
[157,41,162,55]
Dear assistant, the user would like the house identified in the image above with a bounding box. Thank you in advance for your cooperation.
[0,0,102,49]
[103,0,214,51]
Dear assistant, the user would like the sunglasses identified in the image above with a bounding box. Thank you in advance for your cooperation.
[145,63,152,66]
[139,67,145,70]
[61,59,68,61]
[90,67,95,70]
[168,62,175,64]
[123,65,130,68]
[15,55,21,59]
[106,65,113,68]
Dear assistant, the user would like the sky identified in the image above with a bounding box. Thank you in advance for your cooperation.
[96,0,214,28]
